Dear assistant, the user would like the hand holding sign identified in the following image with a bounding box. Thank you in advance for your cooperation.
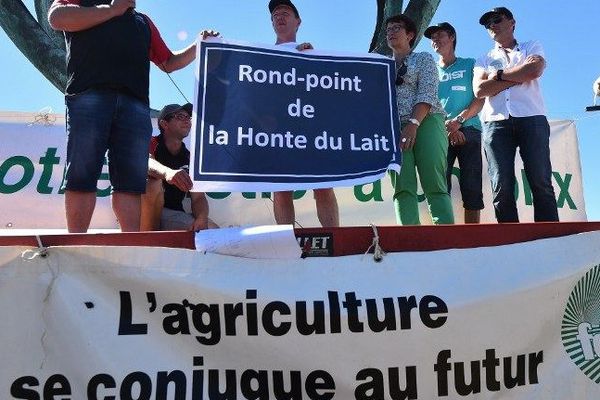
[296,42,313,51]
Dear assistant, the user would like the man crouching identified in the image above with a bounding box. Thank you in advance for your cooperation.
[141,103,216,231]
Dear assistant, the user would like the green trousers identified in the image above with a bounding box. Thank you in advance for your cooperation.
[390,113,455,225]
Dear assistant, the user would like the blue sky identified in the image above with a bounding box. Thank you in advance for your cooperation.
[1,0,599,220]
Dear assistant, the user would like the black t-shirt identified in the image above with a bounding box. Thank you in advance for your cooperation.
[150,134,189,211]
[64,1,152,103]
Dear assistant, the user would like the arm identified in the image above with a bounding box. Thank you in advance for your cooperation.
[410,102,432,124]
[48,0,132,32]
[158,43,195,73]
[296,42,313,51]
[446,96,485,134]
[473,67,518,99]
[457,97,485,122]
[148,157,193,192]
[157,30,220,73]
[473,49,544,98]
[400,53,436,150]
[400,102,431,151]
[190,192,209,231]
[498,55,545,83]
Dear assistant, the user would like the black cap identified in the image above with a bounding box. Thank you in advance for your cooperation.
[424,22,456,39]
[268,0,299,18]
[479,7,514,26]
[158,103,193,121]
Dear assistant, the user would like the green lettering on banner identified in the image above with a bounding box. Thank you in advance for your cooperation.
[57,154,111,196]
[96,157,112,197]
[207,192,231,199]
[57,184,65,195]
[0,156,34,194]
[97,171,111,197]
[241,192,274,199]
[354,180,383,202]
[293,190,307,200]
[209,191,305,201]
[57,160,66,194]
[0,146,582,217]
[523,170,577,210]
[521,169,532,205]
[451,166,460,180]
[553,172,576,210]
[37,147,61,194]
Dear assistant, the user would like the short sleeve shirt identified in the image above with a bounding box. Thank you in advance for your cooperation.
[149,135,190,212]
[475,40,546,121]
[50,0,172,65]
[437,57,482,130]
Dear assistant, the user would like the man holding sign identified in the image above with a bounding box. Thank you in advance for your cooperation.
[268,0,340,227]
[190,3,399,217]
[48,0,218,232]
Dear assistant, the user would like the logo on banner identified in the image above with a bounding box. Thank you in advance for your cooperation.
[562,263,600,383]
[296,233,334,257]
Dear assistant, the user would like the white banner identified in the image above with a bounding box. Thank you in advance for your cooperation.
[2,231,600,398]
[0,111,586,229]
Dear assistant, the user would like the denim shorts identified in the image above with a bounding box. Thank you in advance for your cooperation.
[62,89,152,193]
[447,126,484,210]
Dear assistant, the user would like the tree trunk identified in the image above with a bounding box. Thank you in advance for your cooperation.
[0,0,66,91]
[370,0,441,56]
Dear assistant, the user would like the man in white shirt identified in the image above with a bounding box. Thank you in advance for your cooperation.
[474,7,558,223]
[268,0,340,227]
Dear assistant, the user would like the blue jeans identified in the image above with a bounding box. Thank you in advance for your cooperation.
[483,115,558,222]
[62,88,152,193]
[447,126,484,210]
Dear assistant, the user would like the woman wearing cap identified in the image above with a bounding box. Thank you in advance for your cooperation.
[386,14,454,225]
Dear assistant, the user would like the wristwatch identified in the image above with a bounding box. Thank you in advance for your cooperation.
[495,69,504,81]
[455,115,466,124]
[408,118,420,127]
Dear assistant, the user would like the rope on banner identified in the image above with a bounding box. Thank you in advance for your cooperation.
[365,224,386,262]
[21,235,49,260]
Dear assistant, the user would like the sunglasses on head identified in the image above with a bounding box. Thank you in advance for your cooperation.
[395,63,408,86]
[484,15,504,29]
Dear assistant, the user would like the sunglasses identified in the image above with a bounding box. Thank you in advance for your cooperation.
[395,63,408,86]
[386,24,406,34]
[484,15,504,29]
[166,112,191,121]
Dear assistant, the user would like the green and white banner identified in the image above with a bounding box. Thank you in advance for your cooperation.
[0,111,587,229]
[2,231,600,398]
